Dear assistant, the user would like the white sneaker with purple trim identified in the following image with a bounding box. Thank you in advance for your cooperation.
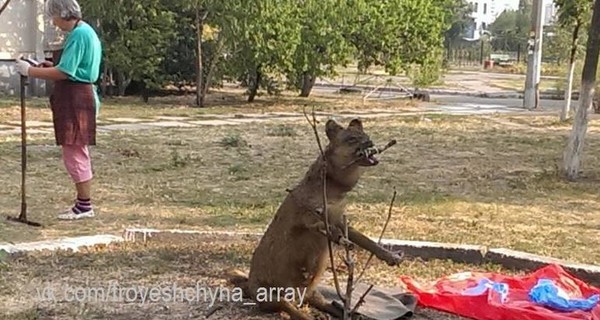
[57,208,95,220]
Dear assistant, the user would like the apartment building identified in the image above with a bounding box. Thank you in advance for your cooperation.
[465,0,557,40]
[465,0,520,39]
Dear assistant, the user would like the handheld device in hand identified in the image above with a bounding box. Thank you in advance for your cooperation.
[20,57,40,66]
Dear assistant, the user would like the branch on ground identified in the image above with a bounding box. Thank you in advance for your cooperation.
[0,0,12,16]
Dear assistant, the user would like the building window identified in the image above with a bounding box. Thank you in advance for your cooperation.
[483,3,487,14]
[475,2,479,12]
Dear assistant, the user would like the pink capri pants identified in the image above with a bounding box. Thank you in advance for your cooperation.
[61,144,93,183]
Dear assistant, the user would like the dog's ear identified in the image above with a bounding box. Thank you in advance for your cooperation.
[348,118,363,131]
[326,119,343,140]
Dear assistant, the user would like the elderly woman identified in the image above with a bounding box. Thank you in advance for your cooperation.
[15,0,102,220]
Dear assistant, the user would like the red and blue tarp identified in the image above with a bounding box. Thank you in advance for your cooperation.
[399,264,600,320]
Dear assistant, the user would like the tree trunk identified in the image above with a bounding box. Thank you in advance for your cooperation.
[247,66,261,103]
[142,83,149,103]
[100,65,108,98]
[563,0,600,181]
[195,9,208,107]
[116,71,130,96]
[560,22,581,122]
[203,35,225,99]
[299,72,317,97]
[108,69,115,96]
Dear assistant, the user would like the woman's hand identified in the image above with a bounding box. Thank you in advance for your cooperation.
[37,61,54,68]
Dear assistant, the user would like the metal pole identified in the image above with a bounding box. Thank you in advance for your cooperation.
[523,0,545,110]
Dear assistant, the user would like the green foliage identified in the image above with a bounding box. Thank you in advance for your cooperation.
[0,249,8,270]
[219,133,248,148]
[80,0,176,93]
[170,150,193,168]
[552,0,594,64]
[158,2,197,87]
[554,0,594,28]
[267,124,297,137]
[284,0,355,95]
[441,0,475,45]
[406,48,447,87]
[222,0,302,100]
[488,8,530,52]
[350,0,449,84]
[155,0,232,100]
[544,25,586,65]
[78,0,458,99]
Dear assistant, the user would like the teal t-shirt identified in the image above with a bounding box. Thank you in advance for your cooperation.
[56,22,103,115]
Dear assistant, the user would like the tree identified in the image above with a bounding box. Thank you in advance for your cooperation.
[554,0,593,121]
[563,0,600,180]
[160,0,230,107]
[488,9,530,53]
[443,0,475,51]
[543,25,577,66]
[80,0,176,101]
[0,0,11,16]
[224,0,301,102]
[173,0,237,107]
[349,0,450,85]
[285,0,355,97]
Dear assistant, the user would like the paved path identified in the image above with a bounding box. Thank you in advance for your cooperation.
[0,99,539,137]
[317,69,566,98]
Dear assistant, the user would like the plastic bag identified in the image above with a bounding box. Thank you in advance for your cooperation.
[529,278,600,312]
[462,278,509,303]
[399,264,600,320]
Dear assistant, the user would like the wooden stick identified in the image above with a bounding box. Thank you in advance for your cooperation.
[343,214,353,319]
[342,139,397,169]
[351,284,374,316]
[303,105,345,303]
[354,189,397,285]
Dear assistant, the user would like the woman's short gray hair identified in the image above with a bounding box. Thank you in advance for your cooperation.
[45,0,82,20]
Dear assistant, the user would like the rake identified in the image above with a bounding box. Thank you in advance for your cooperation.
[6,64,43,227]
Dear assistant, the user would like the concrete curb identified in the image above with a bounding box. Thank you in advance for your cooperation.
[0,235,123,255]
[2,229,599,286]
[485,248,600,287]
[121,228,262,243]
[378,238,487,264]
[120,230,487,264]
[118,229,600,286]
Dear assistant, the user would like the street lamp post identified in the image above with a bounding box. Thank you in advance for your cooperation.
[523,0,545,110]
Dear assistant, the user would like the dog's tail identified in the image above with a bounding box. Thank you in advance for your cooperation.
[225,268,251,298]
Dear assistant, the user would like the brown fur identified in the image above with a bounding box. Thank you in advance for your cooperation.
[226,118,402,320]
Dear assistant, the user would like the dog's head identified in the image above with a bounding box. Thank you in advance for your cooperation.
[325,118,379,169]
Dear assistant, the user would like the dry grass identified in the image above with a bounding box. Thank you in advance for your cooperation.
[0,233,512,320]
[489,79,565,92]
[2,90,600,265]
[2,89,600,319]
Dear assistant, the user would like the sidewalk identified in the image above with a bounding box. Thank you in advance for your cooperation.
[316,70,575,100]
